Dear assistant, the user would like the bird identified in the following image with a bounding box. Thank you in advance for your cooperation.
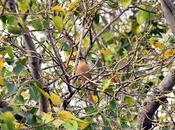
[76,56,96,104]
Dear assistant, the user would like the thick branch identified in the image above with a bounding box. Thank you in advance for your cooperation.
[138,69,175,129]
[8,0,48,113]
[138,1,175,129]
[160,0,175,35]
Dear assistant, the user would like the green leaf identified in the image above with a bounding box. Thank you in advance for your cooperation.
[104,87,114,94]
[100,113,112,130]
[2,112,16,130]
[136,5,155,24]
[63,122,75,130]
[6,16,16,25]
[6,82,17,96]
[32,20,44,30]
[13,57,27,69]
[85,106,99,115]
[109,100,117,110]
[102,31,115,44]
[53,16,64,32]
[72,120,78,130]
[43,18,49,28]
[0,15,7,24]
[29,86,40,101]
[5,46,14,59]
[28,107,38,114]
[26,114,38,125]
[5,58,14,65]
[90,123,98,130]
[6,16,21,34]
[13,63,24,75]
[17,95,25,104]
[62,42,71,51]
[1,123,9,130]
[7,26,21,34]
[65,20,74,30]
[102,79,111,91]
[123,96,135,106]
[19,58,27,65]
[94,14,100,24]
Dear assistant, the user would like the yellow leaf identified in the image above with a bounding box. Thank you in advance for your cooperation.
[134,25,142,34]
[53,119,64,127]
[102,79,111,91]
[118,0,132,8]
[21,106,27,111]
[18,0,30,13]
[21,90,30,99]
[37,87,50,99]
[154,42,164,50]
[92,95,98,104]
[3,112,15,121]
[159,115,166,122]
[163,49,174,59]
[42,113,53,123]
[79,120,90,130]
[53,16,64,32]
[100,49,112,56]
[69,1,78,11]
[52,5,65,14]
[0,58,4,71]
[0,76,4,85]
[58,110,73,121]
[50,92,61,106]
[15,122,24,130]
[9,103,17,111]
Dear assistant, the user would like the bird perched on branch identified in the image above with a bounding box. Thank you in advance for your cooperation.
[76,56,97,104]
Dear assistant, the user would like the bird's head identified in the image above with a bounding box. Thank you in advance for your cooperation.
[78,56,86,61]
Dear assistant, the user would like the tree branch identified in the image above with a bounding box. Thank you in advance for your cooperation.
[7,0,48,114]
[159,0,175,35]
[138,1,175,129]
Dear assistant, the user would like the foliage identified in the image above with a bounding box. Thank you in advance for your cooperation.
[0,0,175,129]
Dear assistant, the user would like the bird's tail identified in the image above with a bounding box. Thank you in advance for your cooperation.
[86,90,97,105]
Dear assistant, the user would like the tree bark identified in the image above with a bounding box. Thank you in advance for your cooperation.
[138,69,175,129]
[7,0,48,113]
[138,0,175,129]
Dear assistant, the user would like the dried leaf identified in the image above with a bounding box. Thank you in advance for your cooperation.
[58,111,73,121]
[163,49,174,58]
[0,58,4,71]
[52,5,65,14]
[154,42,165,50]
[79,120,90,130]
[69,1,78,11]
[100,49,112,56]
[92,95,98,104]
[0,76,4,85]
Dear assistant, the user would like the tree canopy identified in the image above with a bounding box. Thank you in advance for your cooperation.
[0,0,175,130]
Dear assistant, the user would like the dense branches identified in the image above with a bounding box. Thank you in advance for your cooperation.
[0,0,175,129]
